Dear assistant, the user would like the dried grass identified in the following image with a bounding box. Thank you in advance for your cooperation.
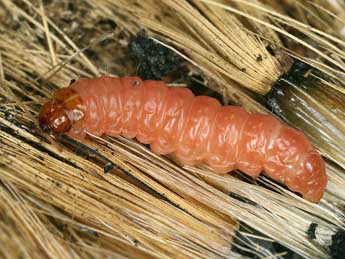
[0,1,345,259]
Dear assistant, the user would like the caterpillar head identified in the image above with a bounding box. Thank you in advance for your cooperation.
[39,88,86,133]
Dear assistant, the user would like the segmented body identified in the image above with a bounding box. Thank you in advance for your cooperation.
[40,76,327,202]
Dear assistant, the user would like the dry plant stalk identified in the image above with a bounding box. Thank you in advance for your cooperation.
[0,120,236,258]
[0,183,72,259]
[262,0,345,39]
[1,0,345,259]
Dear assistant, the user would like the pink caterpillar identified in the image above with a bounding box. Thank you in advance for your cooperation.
[38,76,327,202]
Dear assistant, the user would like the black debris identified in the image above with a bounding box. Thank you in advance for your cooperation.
[232,222,304,259]
[58,135,116,171]
[4,110,14,122]
[129,30,184,80]
[330,229,345,259]
[307,223,318,240]
[282,59,312,85]
[256,54,263,62]
[266,45,276,57]
[69,79,76,85]
[96,18,117,30]
[229,192,261,208]
[103,162,113,174]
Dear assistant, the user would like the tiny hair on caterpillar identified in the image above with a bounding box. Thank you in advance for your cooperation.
[38,76,327,203]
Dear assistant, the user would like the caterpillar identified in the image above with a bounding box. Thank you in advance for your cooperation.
[38,76,327,203]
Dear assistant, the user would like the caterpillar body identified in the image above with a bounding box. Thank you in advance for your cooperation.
[39,76,327,203]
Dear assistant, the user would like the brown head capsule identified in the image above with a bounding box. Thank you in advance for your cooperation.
[38,88,86,134]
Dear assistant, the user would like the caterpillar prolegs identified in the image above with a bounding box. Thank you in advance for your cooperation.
[38,76,327,203]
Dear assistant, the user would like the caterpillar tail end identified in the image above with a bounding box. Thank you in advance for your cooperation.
[289,151,328,203]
